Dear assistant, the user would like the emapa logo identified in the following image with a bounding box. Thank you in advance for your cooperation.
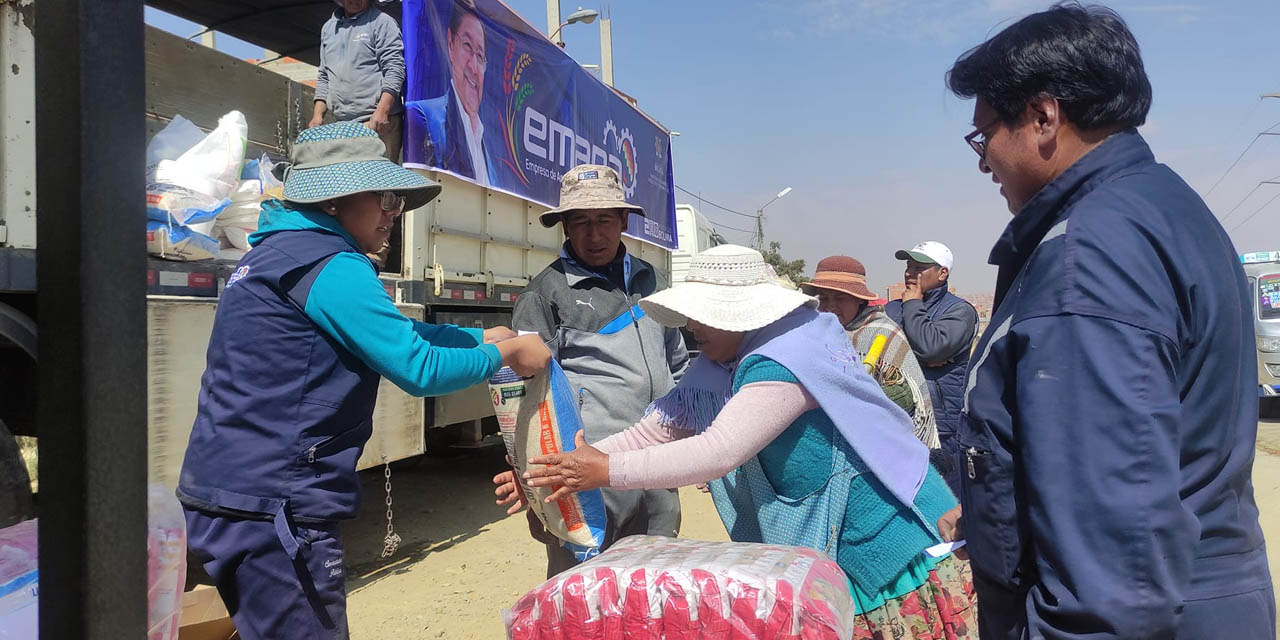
[226,265,251,287]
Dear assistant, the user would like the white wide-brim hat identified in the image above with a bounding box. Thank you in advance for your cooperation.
[639,244,817,332]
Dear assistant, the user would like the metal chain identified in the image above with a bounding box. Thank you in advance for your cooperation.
[276,119,285,155]
[293,97,301,143]
[380,459,401,558]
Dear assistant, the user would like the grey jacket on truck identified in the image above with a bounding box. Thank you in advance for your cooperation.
[513,245,689,568]
[317,6,405,121]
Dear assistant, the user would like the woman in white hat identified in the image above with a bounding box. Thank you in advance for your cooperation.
[504,244,976,638]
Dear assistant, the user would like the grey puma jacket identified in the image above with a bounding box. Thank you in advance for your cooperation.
[512,243,688,442]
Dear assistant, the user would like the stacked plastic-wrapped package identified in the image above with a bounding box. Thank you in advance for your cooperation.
[0,519,37,639]
[147,485,186,640]
[504,535,857,640]
[144,111,282,262]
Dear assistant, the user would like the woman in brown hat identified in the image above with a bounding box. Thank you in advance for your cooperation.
[802,256,939,449]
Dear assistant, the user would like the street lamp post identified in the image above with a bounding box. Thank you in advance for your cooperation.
[548,7,599,44]
[753,186,792,250]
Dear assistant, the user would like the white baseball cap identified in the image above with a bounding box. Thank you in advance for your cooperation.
[894,241,954,270]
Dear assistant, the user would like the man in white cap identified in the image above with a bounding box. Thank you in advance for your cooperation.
[884,241,977,494]
[509,163,689,577]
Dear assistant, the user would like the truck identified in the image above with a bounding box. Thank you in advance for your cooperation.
[671,204,725,283]
[0,1,677,492]
[1242,251,1280,418]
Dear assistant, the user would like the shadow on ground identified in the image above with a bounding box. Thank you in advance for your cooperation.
[343,446,513,593]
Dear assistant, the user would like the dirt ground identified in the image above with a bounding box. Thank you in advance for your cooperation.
[344,423,1280,639]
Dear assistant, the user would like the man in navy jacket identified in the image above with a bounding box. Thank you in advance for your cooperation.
[942,4,1273,638]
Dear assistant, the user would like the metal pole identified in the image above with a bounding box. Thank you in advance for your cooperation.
[546,0,563,45]
[36,0,148,637]
[600,6,614,87]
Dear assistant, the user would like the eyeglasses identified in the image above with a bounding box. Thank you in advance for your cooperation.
[964,115,1001,158]
[377,191,406,212]
[456,37,486,66]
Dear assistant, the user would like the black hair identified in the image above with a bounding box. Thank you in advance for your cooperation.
[448,0,480,36]
[946,2,1151,131]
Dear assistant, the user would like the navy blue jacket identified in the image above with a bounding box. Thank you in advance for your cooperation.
[178,203,501,524]
[886,287,977,439]
[960,130,1272,638]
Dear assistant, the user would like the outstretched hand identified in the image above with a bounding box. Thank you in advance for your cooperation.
[524,432,610,503]
[492,458,528,516]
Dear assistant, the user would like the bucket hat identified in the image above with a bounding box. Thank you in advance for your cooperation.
[282,122,442,212]
[800,255,878,301]
[538,164,646,228]
[639,244,817,332]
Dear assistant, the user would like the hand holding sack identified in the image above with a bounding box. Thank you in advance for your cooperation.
[489,360,607,562]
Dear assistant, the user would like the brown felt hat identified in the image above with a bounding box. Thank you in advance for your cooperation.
[800,255,878,301]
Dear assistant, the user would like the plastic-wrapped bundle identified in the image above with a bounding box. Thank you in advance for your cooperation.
[489,360,607,562]
[504,535,857,640]
[147,485,186,640]
[0,519,37,639]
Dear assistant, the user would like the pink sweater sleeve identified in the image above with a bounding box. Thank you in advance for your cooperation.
[593,411,688,454]
[605,381,817,490]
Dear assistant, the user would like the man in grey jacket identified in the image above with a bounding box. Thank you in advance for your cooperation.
[311,0,406,161]
[512,164,689,577]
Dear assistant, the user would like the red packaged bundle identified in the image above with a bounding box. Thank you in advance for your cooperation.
[503,536,857,640]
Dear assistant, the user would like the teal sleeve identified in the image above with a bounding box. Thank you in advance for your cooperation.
[411,321,486,348]
[304,253,503,396]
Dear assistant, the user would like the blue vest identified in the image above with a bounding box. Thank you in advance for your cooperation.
[886,290,973,438]
[177,228,381,523]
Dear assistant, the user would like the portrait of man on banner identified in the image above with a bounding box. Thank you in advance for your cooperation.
[401,0,678,251]
[405,0,497,185]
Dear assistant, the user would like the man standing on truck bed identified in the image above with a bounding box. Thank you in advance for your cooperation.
[310,0,406,162]
[507,164,690,577]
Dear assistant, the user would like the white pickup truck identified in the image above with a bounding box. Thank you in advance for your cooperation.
[0,1,677,489]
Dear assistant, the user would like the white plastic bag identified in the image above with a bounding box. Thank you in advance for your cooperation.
[145,115,206,180]
[155,110,248,201]
[215,180,267,251]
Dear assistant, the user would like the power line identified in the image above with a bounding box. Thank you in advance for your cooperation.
[1229,190,1280,233]
[706,218,755,234]
[1205,120,1280,200]
[1220,174,1280,223]
[673,184,756,218]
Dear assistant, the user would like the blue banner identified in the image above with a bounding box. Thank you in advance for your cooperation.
[402,0,677,249]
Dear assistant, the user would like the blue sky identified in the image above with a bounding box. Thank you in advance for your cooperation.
[148,1,1280,294]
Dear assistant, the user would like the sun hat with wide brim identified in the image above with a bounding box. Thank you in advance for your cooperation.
[639,244,817,332]
[282,121,442,211]
[538,164,646,228]
[800,255,879,301]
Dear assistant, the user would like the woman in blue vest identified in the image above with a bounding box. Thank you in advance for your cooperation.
[509,245,976,638]
[177,122,550,639]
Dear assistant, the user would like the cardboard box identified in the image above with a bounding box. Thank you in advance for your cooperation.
[178,584,236,640]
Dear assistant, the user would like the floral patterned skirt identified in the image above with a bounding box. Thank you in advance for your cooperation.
[851,554,978,640]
